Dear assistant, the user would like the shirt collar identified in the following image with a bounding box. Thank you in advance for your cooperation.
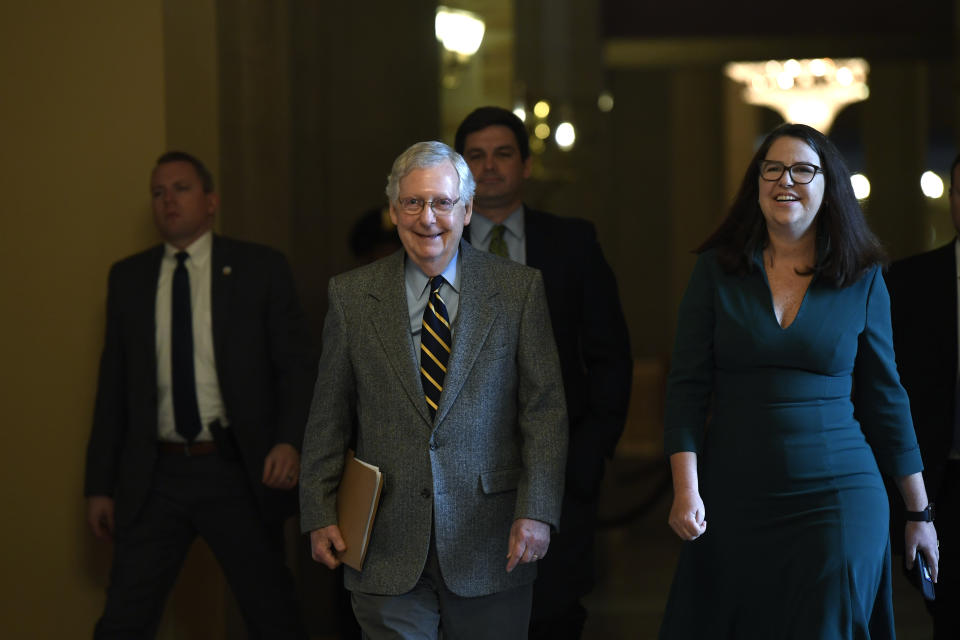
[405,246,461,298]
[164,230,213,268]
[470,205,525,243]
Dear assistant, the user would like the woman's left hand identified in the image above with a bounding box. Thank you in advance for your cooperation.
[896,472,938,581]
[905,521,939,582]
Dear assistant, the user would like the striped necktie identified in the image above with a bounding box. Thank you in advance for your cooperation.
[489,224,509,258]
[420,276,451,419]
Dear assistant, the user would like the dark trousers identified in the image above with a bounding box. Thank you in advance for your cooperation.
[929,461,960,640]
[94,452,305,639]
[529,494,597,640]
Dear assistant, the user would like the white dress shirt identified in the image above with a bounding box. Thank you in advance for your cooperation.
[155,231,227,442]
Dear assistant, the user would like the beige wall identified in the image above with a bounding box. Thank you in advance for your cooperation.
[0,2,441,636]
[0,2,225,637]
[163,0,220,175]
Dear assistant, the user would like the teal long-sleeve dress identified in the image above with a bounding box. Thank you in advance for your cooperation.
[659,250,923,639]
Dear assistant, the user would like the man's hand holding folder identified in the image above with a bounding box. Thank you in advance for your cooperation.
[308,450,384,571]
[310,524,347,569]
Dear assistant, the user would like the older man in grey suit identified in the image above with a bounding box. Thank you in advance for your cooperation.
[300,141,567,639]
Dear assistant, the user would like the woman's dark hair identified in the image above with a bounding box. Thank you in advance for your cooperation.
[698,123,885,287]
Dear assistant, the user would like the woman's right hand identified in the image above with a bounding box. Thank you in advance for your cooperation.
[668,451,708,541]
[669,488,707,541]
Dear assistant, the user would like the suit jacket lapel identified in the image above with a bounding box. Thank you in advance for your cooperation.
[138,246,165,393]
[367,251,433,425]
[211,235,234,372]
[434,243,500,425]
[523,206,549,270]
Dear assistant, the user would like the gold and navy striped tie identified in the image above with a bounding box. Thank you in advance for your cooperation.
[421,276,451,419]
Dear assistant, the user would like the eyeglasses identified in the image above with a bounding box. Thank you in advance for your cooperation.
[759,161,823,184]
[396,196,461,216]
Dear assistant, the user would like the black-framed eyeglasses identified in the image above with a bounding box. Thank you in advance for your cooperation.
[759,161,823,185]
[396,196,461,216]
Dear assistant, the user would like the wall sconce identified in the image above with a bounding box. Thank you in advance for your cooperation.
[435,7,485,57]
[435,7,485,89]
[725,57,869,133]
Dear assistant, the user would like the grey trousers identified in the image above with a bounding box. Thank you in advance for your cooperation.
[351,537,532,640]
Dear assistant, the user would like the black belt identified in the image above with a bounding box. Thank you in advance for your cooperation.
[158,441,217,456]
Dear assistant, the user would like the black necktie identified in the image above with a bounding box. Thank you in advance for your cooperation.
[420,276,451,420]
[172,251,202,441]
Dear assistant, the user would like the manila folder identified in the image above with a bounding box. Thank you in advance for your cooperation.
[336,449,384,571]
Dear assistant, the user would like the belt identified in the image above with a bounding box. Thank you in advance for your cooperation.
[158,441,217,456]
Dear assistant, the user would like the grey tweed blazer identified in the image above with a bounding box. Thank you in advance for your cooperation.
[300,241,568,597]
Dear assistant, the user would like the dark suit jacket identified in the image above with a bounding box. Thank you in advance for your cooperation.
[468,208,632,500]
[85,235,317,525]
[885,242,957,541]
[300,242,568,598]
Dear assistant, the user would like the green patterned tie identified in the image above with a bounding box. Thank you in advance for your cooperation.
[489,224,509,259]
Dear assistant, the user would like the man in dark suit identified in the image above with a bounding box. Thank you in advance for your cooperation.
[455,106,633,639]
[84,151,315,638]
[301,141,568,640]
[886,153,960,638]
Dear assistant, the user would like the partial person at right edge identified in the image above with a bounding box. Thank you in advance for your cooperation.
[455,106,633,640]
[885,152,960,639]
[660,123,938,639]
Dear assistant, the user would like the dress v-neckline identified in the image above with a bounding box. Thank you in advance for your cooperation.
[759,262,812,331]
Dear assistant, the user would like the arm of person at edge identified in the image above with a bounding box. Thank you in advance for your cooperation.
[668,451,707,541]
[897,472,939,581]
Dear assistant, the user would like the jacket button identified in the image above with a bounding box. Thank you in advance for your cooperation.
[429,441,438,451]
[420,488,431,498]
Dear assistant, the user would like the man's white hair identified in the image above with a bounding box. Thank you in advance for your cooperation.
[385,141,476,204]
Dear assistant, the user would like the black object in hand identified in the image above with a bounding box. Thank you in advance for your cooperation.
[905,550,936,601]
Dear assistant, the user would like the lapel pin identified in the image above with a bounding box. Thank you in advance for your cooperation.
[222,266,232,276]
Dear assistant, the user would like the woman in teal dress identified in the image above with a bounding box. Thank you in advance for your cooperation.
[660,124,939,639]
